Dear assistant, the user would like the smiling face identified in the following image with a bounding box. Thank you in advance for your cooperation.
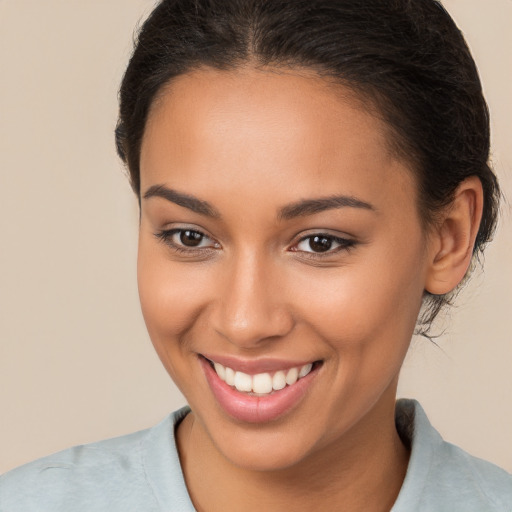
[138,66,431,471]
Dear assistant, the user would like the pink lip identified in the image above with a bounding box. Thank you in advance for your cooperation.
[200,356,319,423]
[201,353,315,374]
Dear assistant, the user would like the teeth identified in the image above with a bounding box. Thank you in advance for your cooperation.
[234,371,252,392]
[299,363,313,378]
[210,360,315,395]
[225,367,235,386]
[285,367,298,385]
[272,371,286,391]
[252,373,273,394]
[214,362,226,381]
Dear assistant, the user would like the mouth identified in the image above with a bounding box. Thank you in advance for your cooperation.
[205,357,318,396]
[199,355,322,423]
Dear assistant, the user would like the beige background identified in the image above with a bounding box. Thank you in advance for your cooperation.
[0,0,511,474]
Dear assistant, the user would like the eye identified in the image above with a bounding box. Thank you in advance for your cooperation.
[293,233,355,254]
[176,229,208,247]
[155,228,220,252]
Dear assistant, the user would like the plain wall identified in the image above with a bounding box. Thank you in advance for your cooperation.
[0,0,511,474]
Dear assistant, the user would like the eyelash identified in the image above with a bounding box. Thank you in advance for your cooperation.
[292,233,356,259]
[154,228,219,256]
[154,228,356,258]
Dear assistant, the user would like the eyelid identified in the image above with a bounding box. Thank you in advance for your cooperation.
[154,226,221,253]
[289,231,357,256]
[154,225,356,259]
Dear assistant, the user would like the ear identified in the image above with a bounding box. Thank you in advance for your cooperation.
[425,176,484,295]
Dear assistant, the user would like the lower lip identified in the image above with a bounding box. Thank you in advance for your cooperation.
[200,357,319,424]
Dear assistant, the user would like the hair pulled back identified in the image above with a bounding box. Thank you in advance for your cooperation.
[116,0,500,335]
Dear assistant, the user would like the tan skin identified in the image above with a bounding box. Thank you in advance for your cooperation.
[137,66,483,511]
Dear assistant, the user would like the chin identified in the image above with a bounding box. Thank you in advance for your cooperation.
[212,428,317,472]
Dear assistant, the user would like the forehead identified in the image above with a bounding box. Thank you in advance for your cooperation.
[140,66,416,212]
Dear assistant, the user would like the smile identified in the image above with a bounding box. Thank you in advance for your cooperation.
[200,356,321,423]
[210,360,314,395]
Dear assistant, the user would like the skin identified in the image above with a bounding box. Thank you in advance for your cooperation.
[137,66,483,511]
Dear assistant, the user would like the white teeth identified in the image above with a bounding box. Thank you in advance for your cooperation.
[214,362,226,381]
[285,367,299,386]
[234,371,252,392]
[299,363,313,378]
[252,373,273,394]
[272,371,286,391]
[210,360,315,395]
[225,367,235,386]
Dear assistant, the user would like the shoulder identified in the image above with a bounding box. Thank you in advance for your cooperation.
[0,407,191,512]
[393,399,512,512]
[0,426,157,512]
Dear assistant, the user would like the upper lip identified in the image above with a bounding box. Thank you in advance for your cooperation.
[201,353,318,374]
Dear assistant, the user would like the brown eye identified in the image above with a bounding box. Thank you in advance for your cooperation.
[308,236,333,253]
[293,233,356,256]
[154,227,220,253]
[180,230,204,247]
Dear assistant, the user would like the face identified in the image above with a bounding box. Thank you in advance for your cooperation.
[138,66,431,471]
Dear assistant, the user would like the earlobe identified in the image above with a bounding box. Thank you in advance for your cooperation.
[425,176,484,295]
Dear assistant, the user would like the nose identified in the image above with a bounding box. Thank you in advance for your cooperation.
[210,250,294,349]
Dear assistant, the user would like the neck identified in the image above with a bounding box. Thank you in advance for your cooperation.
[177,391,409,512]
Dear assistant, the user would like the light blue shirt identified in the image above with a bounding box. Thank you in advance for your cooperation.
[1,399,511,511]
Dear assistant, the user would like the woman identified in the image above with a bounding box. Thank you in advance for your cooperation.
[1,0,511,510]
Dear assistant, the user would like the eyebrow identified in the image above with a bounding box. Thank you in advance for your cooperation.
[143,184,221,218]
[278,195,376,220]
[143,184,375,220]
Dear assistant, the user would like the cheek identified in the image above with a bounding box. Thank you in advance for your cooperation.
[136,236,210,361]
[291,243,426,352]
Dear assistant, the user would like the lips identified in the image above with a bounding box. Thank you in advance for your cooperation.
[199,355,320,423]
